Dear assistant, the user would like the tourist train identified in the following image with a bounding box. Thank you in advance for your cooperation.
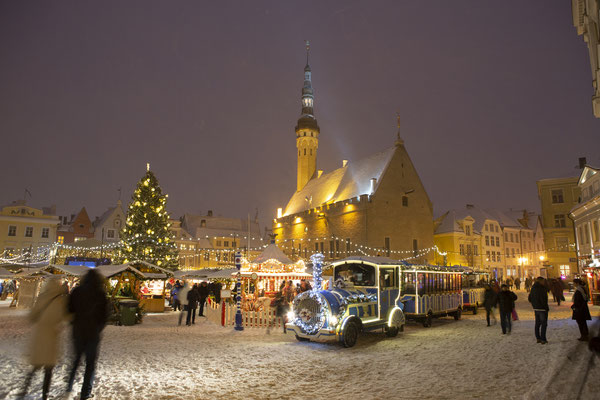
[286,256,467,347]
[461,268,489,314]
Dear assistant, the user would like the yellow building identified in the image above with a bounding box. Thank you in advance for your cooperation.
[0,201,60,265]
[570,165,600,272]
[537,175,581,278]
[572,0,600,117]
[273,49,434,262]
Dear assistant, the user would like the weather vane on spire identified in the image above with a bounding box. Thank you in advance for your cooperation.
[305,40,310,65]
[395,112,404,145]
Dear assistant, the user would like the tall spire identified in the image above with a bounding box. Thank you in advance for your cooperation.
[301,40,315,117]
[295,41,320,192]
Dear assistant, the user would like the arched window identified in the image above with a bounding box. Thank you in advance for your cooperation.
[304,148,306,156]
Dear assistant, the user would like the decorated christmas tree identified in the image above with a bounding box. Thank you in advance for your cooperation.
[120,165,179,269]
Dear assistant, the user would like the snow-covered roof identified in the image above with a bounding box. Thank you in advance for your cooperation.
[283,146,396,216]
[252,243,293,264]
[173,268,238,279]
[330,256,400,265]
[43,264,91,277]
[126,260,173,277]
[435,206,500,235]
[93,201,125,229]
[96,264,146,279]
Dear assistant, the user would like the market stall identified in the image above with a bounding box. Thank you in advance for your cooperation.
[97,261,172,313]
[584,259,600,305]
[12,268,52,308]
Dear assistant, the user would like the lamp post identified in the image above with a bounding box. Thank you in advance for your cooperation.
[234,251,244,331]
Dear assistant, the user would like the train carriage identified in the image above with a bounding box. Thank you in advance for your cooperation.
[460,269,489,314]
[286,257,465,347]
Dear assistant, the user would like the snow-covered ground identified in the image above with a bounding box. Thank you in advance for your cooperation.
[1,292,599,400]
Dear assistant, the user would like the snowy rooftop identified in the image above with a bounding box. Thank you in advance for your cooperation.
[283,146,396,216]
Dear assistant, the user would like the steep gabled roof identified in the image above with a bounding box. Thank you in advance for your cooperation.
[93,201,125,229]
[284,146,396,216]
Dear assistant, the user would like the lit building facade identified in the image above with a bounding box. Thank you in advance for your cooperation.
[0,201,60,263]
[537,176,581,278]
[570,165,600,273]
[93,200,126,243]
[572,0,600,117]
[57,207,95,244]
[273,49,434,262]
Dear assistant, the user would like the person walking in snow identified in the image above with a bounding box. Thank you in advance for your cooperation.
[186,284,200,325]
[528,277,549,344]
[178,281,190,326]
[571,279,592,341]
[20,279,68,400]
[497,284,517,335]
[483,283,497,326]
[65,269,109,400]
[198,281,209,316]
[549,279,564,305]
[525,276,532,293]
[514,277,521,290]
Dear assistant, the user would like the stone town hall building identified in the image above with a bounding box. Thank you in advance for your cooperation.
[272,48,434,262]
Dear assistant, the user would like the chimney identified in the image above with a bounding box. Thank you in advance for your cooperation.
[466,204,474,209]
[370,178,377,194]
[579,157,587,169]
[342,160,348,167]
[317,170,323,178]
[207,210,213,217]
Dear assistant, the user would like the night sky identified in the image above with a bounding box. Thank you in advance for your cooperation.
[1,1,598,232]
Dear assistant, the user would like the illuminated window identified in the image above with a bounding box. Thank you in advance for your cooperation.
[57,235,64,244]
[8,225,16,236]
[459,244,465,255]
[204,252,209,261]
[559,265,570,276]
[74,236,86,242]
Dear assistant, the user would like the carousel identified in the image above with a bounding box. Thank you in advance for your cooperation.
[238,242,312,307]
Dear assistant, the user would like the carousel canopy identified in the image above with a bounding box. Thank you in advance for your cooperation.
[251,243,293,265]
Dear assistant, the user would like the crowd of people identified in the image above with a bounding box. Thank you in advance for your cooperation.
[482,276,593,345]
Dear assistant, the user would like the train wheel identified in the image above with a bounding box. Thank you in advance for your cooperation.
[454,308,462,320]
[385,326,399,337]
[342,322,359,348]
[423,313,433,328]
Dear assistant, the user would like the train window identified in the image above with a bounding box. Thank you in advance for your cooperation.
[379,267,397,289]
[417,273,425,296]
[402,272,416,295]
[334,263,375,286]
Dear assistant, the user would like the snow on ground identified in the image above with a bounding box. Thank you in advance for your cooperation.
[1,292,599,400]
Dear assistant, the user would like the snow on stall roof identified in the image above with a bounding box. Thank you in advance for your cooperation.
[251,243,293,264]
[0,267,14,278]
[95,264,146,279]
[283,146,396,216]
[43,264,91,277]
[125,260,173,277]
[173,268,238,279]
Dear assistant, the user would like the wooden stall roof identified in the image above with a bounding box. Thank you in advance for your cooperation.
[173,268,237,280]
[96,264,146,279]
[13,267,52,278]
[125,260,173,278]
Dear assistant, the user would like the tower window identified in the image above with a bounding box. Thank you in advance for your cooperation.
[310,149,312,155]
[304,149,306,155]
[311,132,313,137]
[299,150,301,156]
[303,132,306,136]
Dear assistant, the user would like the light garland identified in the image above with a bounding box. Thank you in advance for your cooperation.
[310,253,324,290]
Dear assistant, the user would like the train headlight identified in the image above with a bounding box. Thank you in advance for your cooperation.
[329,315,338,326]
[287,311,295,321]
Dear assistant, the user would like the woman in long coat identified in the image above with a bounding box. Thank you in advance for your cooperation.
[571,279,592,341]
[21,278,68,400]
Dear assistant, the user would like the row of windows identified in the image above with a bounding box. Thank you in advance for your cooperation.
[486,250,502,262]
[459,244,479,256]
[484,224,499,233]
[7,226,49,238]
[214,240,237,248]
[298,148,314,156]
[485,236,501,247]
[504,232,521,242]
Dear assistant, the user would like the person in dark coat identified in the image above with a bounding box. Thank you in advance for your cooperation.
[214,282,222,304]
[186,284,200,325]
[198,281,209,316]
[514,277,521,290]
[483,283,497,326]
[571,279,592,341]
[497,284,517,334]
[550,279,564,305]
[528,277,549,344]
[66,269,108,400]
